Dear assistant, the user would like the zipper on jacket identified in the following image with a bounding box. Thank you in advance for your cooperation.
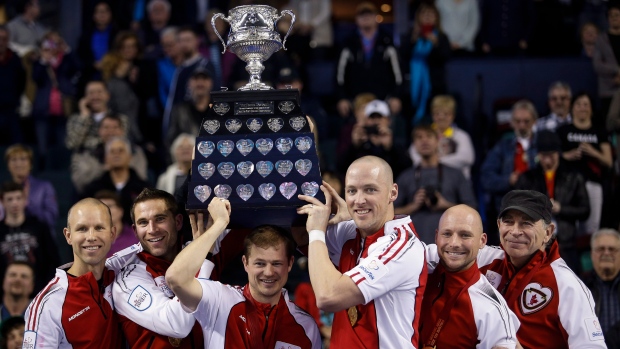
[262,306,276,341]
[88,280,107,319]
[146,336,155,348]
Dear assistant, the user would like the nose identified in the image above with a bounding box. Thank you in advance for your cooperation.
[353,192,366,206]
[263,264,274,276]
[447,234,460,247]
[87,228,97,241]
[146,220,156,234]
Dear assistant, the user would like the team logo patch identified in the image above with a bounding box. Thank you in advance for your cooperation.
[128,285,153,311]
[274,341,301,349]
[154,276,174,298]
[357,257,388,284]
[520,282,553,315]
[584,317,605,341]
[484,270,502,289]
[22,331,36,349]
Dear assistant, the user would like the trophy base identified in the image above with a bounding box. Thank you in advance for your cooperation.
[238,81,273,91]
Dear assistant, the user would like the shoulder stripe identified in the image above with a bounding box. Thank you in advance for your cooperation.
[382,226,411,264]
[378,229,402,260]
[28,277,60,331]
[355,277,366,285]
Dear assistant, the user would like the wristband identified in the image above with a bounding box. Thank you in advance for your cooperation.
[308,230,326,244]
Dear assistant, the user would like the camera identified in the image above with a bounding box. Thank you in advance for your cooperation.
[423,185,438,206]
[364,125,379,135]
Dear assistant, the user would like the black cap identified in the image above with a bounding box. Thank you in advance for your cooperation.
[277,66,299,84]
[498,190,553,223]
[191,66,212,79]
[536,130,562,153]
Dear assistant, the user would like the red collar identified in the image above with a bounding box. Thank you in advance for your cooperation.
[435,262,481,288]
[137,252,172,278]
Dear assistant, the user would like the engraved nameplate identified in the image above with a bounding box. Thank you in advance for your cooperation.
[234,101,274,115]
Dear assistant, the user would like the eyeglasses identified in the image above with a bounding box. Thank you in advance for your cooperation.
[593,246,620,254]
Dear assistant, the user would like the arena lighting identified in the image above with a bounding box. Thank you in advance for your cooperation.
[376,14,384,23]
[381,4,391,12]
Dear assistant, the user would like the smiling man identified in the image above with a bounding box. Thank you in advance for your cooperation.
[297,155,427,349]
[23,198,122,348]
[165,198,321,348]
[476,190,606,348]
[107,188,204,348]
[421,205,519,348]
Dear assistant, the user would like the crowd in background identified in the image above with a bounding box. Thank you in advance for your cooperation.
[0,0,620,347]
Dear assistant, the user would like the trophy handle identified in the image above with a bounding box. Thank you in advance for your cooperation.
[277,10,296,50]
[211,13,230,54]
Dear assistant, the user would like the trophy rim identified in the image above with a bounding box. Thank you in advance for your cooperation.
[229,4,278,11]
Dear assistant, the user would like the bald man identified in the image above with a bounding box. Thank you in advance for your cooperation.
[298,155,428,349]
[421,205,519,349]
[23,199,122,348]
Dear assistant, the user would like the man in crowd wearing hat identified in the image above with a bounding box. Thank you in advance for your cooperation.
[475,190,606,348]
[515,130,590,273]
[336,2,403,118]
[338,100,411,179]
[166,66,213,150]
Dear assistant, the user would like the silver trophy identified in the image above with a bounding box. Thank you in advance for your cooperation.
[212,5,295,90]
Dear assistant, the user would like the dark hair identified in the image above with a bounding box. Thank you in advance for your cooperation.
[99,113,124,129]
[94,189,122,207]
[112,30,143,57]
[412,124,438,139]
[85,79,108,92]
[243,225,296,261]
[608,3,620,15]
[130,188,178,223]
[0,316,24,341]
[0,182,23,198]
[178,25,197,36]
[4,261,35,285]
[4,143,33,164]
[16,0,36,14]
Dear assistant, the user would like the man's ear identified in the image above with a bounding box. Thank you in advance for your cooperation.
[389,183,398,203]
[63,227,71,245]
[288,256,294,272]
[242,255,249,273]
[480,233,488,248]
[175,213,183,232]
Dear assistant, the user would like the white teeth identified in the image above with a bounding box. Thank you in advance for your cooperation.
[357,210,369,214]
[84,246,100,251]
[261,280,275,283]
[149,237,164,242]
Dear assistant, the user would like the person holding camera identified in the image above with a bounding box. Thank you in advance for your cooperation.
[394,124,476,243]
[338,100,412,179]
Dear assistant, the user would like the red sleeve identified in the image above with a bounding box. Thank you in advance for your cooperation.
[294,282,323,327]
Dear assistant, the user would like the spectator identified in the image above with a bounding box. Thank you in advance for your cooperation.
[0,26,26,146]
[200,8,237,90]
[156,26,182,111]
[480,0,534,55]
[6,0,46,55]
[0,262,33,321]
[338,99,412,180]
[481,100,538,212]
[335,2,402,118]
[100,31,157,144]
[94,190,137,257]
[400,2,451,125]
[593,3,620,121]
[336,92,375,158]
[157,133,194,195]
[420,205,519,348]
[409,95,475,179]
[65,80,129,153]
[536,81,573,132]
[557,93,613,235]
[76,1,117,92]
[582,22,600,58]
[166,66,212,149]
[586,228,620,349]
[31,31,80,160]
[516,130,590,273]
[138,0,171,59]
[0,182,59,295]
[162,26,215,137]
[4,144,58,239]
[82,137,150,225]
[436,0,479,54]
[394,124,477,243]
[70,113,148,194]
[0,316,24,349]
[283,0,333,58]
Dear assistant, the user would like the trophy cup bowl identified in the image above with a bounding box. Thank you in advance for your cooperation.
[212,5,295,91]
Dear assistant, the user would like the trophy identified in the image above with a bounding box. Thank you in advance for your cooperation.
[212,5,295,91]
[187,5,323,229]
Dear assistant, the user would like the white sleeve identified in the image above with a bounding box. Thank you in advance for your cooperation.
[197,259,215,279]
[439,130,475,169]
[477,245,506,268]
[425,243,440,274]
[113,264,196,338]
[191,279,228,320]
[23,294,66,348]
[553,261,607,347]
[345,227,425,304]
[326,220,357,267]
[472,280,520,349]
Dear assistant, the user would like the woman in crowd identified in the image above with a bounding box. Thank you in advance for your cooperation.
[156,133,194,195]
[4,144,58,241]
[556,93,613,235]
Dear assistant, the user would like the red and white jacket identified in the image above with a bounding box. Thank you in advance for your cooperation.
[22,266,122,348]
[432,241,607,349]
[189,280,321,348]
[106,243,206,349]
[419,259,520,348]
[326,216,428,349]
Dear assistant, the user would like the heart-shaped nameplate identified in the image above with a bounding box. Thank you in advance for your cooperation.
[258,183,276,200]
[198,163,215,180]
[301,181,319,197]
[194,185,211,202]
[236,184,254,201]
[279,182,298,200]
[214,184,232,199]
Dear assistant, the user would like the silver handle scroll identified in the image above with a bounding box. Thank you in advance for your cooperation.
[276,10,296,50]
[211,13,230,54]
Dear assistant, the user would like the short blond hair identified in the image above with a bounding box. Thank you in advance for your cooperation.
[353,93,377,112]
[4,144,33,164]
[431,95,456,114]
